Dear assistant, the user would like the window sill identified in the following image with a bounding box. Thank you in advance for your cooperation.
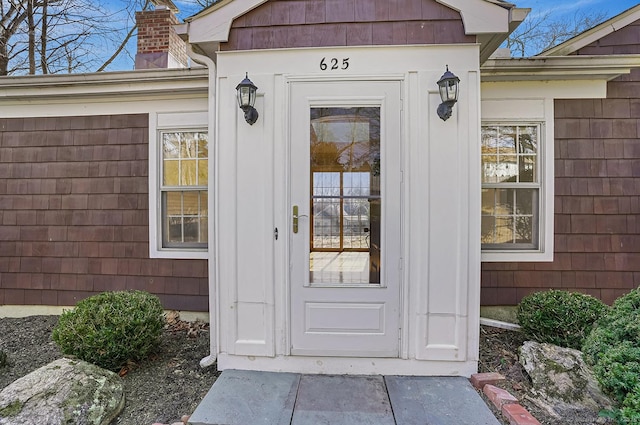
[481,250,553,263]
[150,248,208,260]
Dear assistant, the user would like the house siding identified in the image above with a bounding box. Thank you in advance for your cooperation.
[481,24,640,305]
[0,114,208,311]
[220,0,474,51]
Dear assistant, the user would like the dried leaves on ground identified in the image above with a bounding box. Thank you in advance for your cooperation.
[0,314,219,425]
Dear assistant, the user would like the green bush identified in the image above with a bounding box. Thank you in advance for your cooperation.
[517,290,608,350]
[583,289,640,365]
[52,290,165,371]
[582,288,640,424]
[620,386,640,425]
[592,342,640,404]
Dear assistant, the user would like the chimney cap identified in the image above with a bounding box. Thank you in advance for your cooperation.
[150,0,179,13]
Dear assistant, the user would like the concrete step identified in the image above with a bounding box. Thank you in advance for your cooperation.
[188,370,501,425]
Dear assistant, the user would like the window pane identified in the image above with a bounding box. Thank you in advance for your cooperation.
[481,188,539,247]
[198,138,208,158]
[161,131,208,188]
[163,160,179,186]
[481,215,496,244]
[520,155,536,182]
[482,156,498,183]
[495,189,514,215]
[183,191,199,214]
[198,159,208,185]
[497,126,516,155]
[184,218,199,242]
[166,191,182,215]
[181,159,197,185]
[162,190,208,247]
[498,155,518,182]
[516,189,535,215]
[495,217,514,244]
[167,216,182,243]
[481,189,495,215]
[163,135,180,159]
[309,107,381,285]
[515,216,533,244]
[519,126,537,154]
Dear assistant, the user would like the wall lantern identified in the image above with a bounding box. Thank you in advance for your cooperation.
[436,65,460,121]
[236,73,259,125]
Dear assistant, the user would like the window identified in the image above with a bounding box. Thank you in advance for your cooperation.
[160,131,208,248]
[481,124,540,250]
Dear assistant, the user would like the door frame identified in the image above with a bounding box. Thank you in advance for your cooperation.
[285,77,405,357]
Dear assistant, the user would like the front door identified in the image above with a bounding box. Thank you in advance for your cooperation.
[290,80,402,357]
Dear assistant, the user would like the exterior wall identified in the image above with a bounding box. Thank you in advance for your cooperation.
[220,0,474,51]
[0,113,208,311]
[213,44,482,375]
[480,70,640,306]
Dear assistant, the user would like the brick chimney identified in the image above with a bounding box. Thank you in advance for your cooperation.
[135,2,188,70]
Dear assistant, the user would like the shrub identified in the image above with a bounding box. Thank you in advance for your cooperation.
[620,386,640,425]
[52,290,165,371]
[592,342,640,404]
[583,289,640,365]
[582,288,640,424]
[517,290,608,350]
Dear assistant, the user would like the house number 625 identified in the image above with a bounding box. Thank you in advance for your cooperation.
[320,57,349,71]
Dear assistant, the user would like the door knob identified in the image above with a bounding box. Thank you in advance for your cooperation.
[292,205,308,234]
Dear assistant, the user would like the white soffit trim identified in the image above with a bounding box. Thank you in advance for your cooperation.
[481,55,640,82]
[436,0,510,34]
[539,5,640,57]
[0,68,208,100]
[184,0,268,44]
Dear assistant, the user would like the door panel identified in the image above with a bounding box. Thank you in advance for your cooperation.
[290,81,402,357]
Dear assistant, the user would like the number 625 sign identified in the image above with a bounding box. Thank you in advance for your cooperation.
[320,57,350,71]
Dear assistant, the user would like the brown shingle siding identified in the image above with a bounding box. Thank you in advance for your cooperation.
[220,0,473,51]
[0,114,208,311]
[482,68,640,305]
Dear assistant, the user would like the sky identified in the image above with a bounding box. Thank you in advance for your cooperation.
[106,0,640,71]
[512,0,639,20]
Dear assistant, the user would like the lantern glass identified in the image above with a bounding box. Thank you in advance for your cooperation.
[439,79,458,102]
[237,86,254,108]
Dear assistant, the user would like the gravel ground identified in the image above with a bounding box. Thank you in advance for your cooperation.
[1,316,601,425]
[0,314,219,425]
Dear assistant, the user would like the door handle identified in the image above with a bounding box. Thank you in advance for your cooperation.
[292,205,308,234]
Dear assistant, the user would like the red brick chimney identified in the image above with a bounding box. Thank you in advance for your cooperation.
[135,2,188,70]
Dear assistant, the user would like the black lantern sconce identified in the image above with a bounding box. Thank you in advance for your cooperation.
[236,73,259,125]
[436,65,460,121]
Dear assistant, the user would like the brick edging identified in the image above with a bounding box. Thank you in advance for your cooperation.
[470,373,542,425]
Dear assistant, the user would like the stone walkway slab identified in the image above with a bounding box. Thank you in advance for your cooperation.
[189,370,501,425]
[188,369,299,425]
[291,374,395,425]
[385,376,501,425]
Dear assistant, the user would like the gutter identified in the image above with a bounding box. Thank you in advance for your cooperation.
[185,43,219,370]
[481,55,640,82]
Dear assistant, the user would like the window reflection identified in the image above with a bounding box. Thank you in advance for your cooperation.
[309,107,381,284]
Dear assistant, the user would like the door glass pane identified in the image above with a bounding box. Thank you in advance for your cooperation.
[309,107,381,285]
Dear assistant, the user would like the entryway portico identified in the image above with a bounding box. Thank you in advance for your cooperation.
[178,0,527,376]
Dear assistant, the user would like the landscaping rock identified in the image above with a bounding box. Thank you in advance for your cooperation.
[0,357,124,425]
[519,341,614,423]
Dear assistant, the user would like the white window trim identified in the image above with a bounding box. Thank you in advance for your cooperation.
[149,111,209,259]
[481,118,554,262]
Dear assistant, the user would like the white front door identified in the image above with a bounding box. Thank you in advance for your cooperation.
[290,80,402,357]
